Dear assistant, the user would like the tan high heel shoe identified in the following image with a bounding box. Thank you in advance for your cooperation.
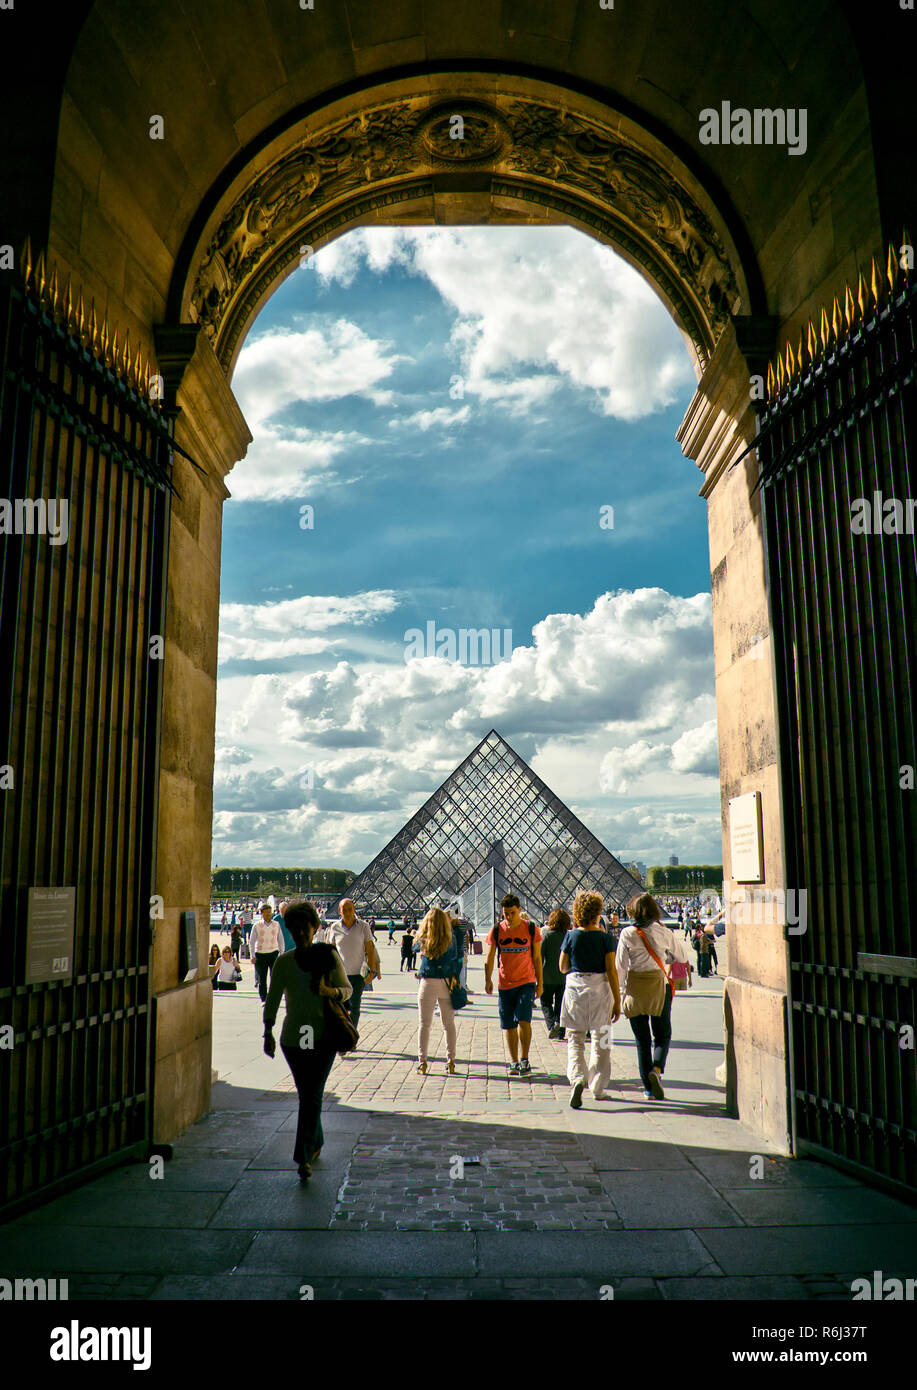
[416,1060,427,1074]
[446,1060,456,1075]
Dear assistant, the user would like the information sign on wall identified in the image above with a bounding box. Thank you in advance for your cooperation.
[729,792,764,883]
[26,887,76,983]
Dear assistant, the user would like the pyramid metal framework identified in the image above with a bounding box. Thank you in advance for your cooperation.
[348,730,642,925]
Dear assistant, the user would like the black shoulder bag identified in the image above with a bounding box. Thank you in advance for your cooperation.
[305,942,359,1054]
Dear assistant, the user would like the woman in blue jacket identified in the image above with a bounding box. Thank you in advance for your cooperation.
[415,907,463,1075]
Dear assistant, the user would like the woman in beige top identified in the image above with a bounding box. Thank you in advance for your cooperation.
[615,893,689,1101]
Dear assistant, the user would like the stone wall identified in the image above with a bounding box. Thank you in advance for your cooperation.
[150,336,251,1142]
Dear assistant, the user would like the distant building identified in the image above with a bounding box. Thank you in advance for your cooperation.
[636,862,647,879]
[668,854,679,866]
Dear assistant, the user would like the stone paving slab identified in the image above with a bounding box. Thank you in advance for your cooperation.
[237,1230,477,1276]
[11,1190,226,1229]
[0,1225,255,1274]
[15,1156,252,1195]
[694,1224,917,1276]
[716,1187,917,1226]
[476,1229,722,1277]
[598,1170,745,1228]
[248,1130,357,1169]
[207,1169,339,1230]
[577,1134,695,1171]
[148,1275,309,1301]
[684,1150,861,1189]
[658,1275,825,1300]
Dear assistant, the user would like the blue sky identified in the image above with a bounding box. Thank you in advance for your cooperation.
[212,226,721,873]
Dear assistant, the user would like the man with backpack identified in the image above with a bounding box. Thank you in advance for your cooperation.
[484,895,543,1075]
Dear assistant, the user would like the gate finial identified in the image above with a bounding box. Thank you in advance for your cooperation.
[844,284,856,328]
[806,321,818,364]
[856,271,868,320]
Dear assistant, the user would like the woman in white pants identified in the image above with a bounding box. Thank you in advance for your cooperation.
[415,907,462,1075]
[560,891,622,1108]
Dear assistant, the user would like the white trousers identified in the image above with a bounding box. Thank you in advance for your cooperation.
[566,1028,613,1098]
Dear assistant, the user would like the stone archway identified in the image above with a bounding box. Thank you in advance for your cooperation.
[150,71,787,1155]
[17,0,899,1190]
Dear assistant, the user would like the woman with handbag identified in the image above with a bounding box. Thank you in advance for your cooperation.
[559,892,621,1107]
[616,893,688,1100]
[415,907,464,1075]
[263,900,352,1182]
[214,945,243,990]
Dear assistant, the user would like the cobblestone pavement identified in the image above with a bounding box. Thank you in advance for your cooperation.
[335,1115,622,1231]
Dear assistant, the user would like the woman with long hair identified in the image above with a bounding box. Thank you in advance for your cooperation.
[263,900,352,1182]
[559,892,621,1108]
[616,892,690,1100]
[415,907,463,1075]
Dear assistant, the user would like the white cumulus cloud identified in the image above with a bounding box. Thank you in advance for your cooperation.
[218,591,401,665]
[312,227,694,420]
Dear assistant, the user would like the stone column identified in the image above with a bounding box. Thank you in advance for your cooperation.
[677,315,794,1152]
[149,326,251,1142]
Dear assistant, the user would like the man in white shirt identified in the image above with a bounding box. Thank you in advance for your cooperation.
[318,899,380,1026]
[251,902,283,1003]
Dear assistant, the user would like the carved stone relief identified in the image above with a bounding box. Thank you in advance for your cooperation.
[188,92,743,370]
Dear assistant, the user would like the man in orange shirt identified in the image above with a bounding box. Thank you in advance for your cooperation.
[485,895,543,1076]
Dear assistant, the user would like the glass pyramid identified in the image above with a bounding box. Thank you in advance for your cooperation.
[348,729,642,926]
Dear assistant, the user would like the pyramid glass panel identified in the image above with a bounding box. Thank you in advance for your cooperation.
[347,730,642,927]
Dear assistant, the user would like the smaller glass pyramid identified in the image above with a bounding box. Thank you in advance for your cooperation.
[348,730,641,926]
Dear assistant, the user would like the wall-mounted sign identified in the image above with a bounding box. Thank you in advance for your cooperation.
[729,792,764,883]
[26,887,76,984]
[179,909,199,982]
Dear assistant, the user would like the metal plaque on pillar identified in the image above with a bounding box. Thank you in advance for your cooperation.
[729,792,764,882]
[179,909,199,982]
[25,887,76,984]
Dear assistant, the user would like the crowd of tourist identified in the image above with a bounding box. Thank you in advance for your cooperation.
[208,889,717,1184]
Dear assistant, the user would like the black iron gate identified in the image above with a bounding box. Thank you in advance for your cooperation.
[756,252,916,1193]
[0,253,173,1214]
